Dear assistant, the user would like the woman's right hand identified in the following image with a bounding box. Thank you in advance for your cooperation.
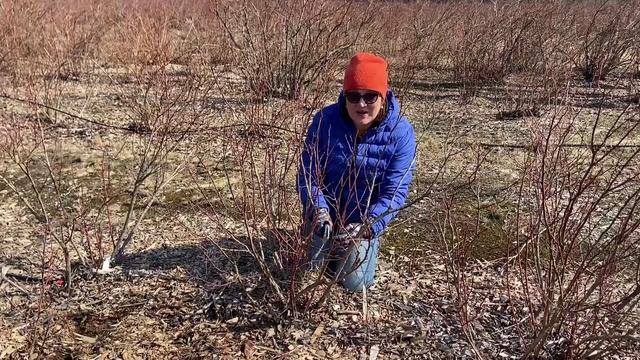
[314,208,332,239]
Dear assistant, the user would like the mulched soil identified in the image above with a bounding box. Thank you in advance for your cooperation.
[1,231,527,359]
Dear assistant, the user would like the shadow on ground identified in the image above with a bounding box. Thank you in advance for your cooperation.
[116,231,301,327]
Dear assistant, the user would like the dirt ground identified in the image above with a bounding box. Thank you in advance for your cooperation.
[1,65,639,359]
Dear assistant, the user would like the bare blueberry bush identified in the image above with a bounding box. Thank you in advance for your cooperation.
[215,0,373,101]
[510,105,640,358]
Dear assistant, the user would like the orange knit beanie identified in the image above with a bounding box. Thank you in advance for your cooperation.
[343,52,388,100]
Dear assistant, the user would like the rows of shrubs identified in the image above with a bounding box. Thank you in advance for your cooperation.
[1,0,639,98]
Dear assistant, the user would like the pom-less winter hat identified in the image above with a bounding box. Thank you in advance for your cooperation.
[343,52,388,100]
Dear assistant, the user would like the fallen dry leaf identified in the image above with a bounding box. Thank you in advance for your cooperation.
[311,324,324,344]
[369,345,380,360]
[74,333,97,344]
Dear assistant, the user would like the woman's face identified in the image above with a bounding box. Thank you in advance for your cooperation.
[345,89,383,132]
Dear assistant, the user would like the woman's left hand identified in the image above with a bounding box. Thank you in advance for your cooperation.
[334,223,371,243]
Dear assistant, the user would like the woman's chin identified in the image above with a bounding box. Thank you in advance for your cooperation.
[353,117,373,129]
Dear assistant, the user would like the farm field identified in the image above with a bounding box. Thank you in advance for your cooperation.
[1,0,639,359]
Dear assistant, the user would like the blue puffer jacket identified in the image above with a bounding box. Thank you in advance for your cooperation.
[297,89,416,238]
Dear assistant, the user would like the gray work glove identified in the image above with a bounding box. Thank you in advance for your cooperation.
[334,223,372,244]
[314,208,333,240]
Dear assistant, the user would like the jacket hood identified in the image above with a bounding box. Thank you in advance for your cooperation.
[337,89,401,130]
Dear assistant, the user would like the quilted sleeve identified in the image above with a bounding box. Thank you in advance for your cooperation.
[366,121,416,237]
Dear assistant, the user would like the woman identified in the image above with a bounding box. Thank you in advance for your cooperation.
[297,52,416,292]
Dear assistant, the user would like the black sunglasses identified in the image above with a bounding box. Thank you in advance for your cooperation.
[345,91,380,104]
